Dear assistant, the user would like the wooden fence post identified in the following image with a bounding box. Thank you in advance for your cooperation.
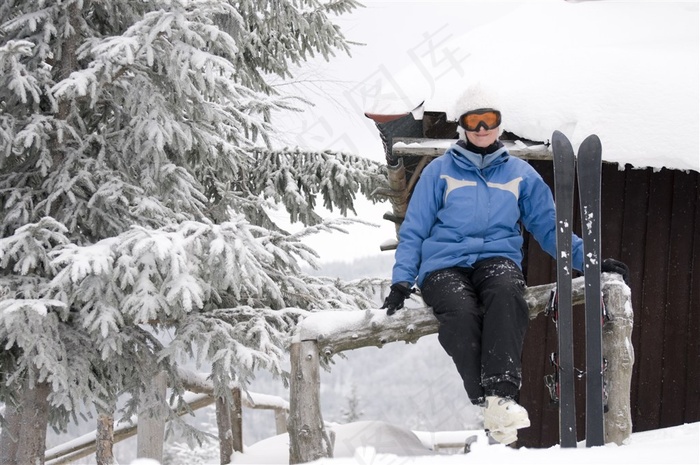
[136,371,167,462]
[231,388,244,453]
[216,396,234,464]
[95,409,115,465]
[603,277,635,445]
[288,340,332,464]
[216,386,245,464]
[274,408,288,435]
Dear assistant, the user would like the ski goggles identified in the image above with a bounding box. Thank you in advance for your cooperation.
[458,109,502,132]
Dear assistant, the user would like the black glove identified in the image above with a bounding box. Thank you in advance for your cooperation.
[381,282,413,316]
[602,258,630,285]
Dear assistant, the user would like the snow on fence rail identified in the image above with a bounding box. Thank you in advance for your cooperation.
[288,274,634,464]
[44,382,289,465]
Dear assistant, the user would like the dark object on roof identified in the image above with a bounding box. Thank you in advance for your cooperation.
[365,111,424,167]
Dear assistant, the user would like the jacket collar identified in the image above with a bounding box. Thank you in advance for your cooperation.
[450,140,509,170]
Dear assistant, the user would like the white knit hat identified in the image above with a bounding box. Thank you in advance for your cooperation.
[452,82,502,117]
[452,82,503,141]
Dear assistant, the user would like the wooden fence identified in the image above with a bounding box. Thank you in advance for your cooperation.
[287,274,634,464]
[42,275,632,465]
[44,380,289,465]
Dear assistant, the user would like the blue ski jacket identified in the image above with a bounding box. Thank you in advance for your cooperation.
[392,142,584,288]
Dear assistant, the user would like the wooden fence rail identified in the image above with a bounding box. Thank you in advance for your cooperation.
[288,274,634,464]
[44,386,289,465]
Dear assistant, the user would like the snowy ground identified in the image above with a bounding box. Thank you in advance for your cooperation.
[192,420,700,465]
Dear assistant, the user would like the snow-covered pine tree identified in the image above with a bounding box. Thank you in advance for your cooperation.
[340,384,364,423]
[0,0,384,462]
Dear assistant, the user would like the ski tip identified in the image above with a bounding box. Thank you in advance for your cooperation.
[552,130,574,156]
[552,130,568,142]
[580,134,602,151]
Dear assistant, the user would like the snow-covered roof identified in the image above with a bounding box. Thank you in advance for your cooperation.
[365,1,699,172]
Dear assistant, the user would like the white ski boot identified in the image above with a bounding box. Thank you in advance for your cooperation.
[488,428,518,445]
[482,396,530,445]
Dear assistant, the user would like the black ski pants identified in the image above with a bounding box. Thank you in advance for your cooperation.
[420,257,529,405]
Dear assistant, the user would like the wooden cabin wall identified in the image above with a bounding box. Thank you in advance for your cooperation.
[519,160,700,448]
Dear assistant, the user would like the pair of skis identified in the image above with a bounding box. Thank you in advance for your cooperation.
[551,130,605,448]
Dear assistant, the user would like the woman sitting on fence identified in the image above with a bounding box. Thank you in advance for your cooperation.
[381,82,627,445]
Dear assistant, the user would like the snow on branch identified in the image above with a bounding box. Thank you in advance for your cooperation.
[0,298,66,317]
[0,40,41,105]
[251,147,385,226]
[0,216,69,276]
[32,215,379,390]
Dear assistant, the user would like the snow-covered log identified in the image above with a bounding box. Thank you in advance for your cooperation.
[602,275,635,445]
[289,274,633,462]
[391,137,553,162]
[294,277,586,356]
